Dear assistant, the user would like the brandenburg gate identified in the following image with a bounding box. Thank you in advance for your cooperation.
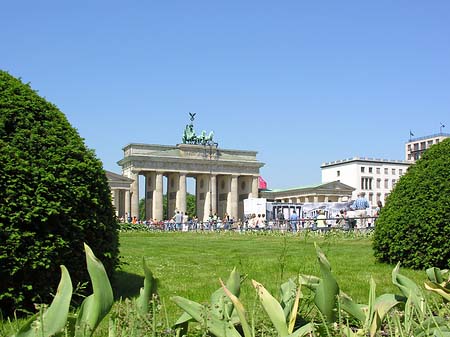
[117,115,264,222]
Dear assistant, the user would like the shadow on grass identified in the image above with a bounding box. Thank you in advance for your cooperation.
[112,270,144,300]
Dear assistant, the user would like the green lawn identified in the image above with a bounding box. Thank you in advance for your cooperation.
[2,230,430,337]
[113,231,426,323]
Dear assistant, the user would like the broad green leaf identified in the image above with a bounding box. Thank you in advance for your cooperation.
[280,278,297,319]
[171,296,242,337]
[339,292,366,323]
[220,279,252,337]
[287,322,315,337]
[13,265,73,337]
[136,257,156,315]
[211,268,241,319]
[365,277,376,330]
[424,282,450,301]
[314,243,339,323]
[426,267,444,284]
[74,243,114,337]
[171,296,204,323]
[392,262,425,316]
[252,279,289,337]
[287,284,302,334]
[373,293,402,320]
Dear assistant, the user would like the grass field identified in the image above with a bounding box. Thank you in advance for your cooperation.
[2,230,430,336]
[113,231,426,323]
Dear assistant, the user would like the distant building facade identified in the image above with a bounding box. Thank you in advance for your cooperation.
[321,157,411,207]
[405,133,449,162]
[106,170,133,218]
[260,181,355,203]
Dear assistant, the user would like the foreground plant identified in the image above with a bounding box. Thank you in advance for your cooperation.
[171,268,243,337]
[12,243,113,337]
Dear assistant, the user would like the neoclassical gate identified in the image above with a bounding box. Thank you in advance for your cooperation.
[117,143,264,222]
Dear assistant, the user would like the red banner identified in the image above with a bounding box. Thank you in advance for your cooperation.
[258,176,267,190]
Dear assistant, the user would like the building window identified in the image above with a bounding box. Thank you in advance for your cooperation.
[376,178,381,188]
[392,179,396,186]
[384,168,388,175]
[392,168,396,175]
[361,167,365,173]
[369,167,373,173]
[384,179,389,189]
[376,167,380,174]
[337,170,340,177]
[369,193,373,203]
[399,169,403,175]
[428,140,433,146]
[361,177,373,190]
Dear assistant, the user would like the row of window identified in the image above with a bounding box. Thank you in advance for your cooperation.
[365,192,390,203]
[407,139,440,152]
[360,177,397,190]
[360,166,403,175]
[336,167,404,178]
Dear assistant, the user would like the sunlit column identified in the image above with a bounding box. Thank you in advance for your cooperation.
[251,176,259,198]
[153,171,164,221]
[211,174,217,216]
[177,172,187,213]
[230,175,239,220]
[130,172,139,218]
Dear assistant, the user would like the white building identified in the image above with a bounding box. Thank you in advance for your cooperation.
[321,157,411,207]
[405,133,449,162]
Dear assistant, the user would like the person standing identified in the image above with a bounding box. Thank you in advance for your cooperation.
[352,192,370,228]
[289,210,298,232]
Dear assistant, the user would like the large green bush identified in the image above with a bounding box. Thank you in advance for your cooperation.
[0,71,119,316]
[373,138,450,269]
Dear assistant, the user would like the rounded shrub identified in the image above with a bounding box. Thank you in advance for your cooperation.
[0,71,119,316]
[373,138,450,269]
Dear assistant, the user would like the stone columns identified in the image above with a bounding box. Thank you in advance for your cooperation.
[125,190,131,218]
[130,172,139,218]
[112,190,120,216]
[153,171,164,221]
[145,172,155,220]
[251,176,259,198]
[167,173,179,218]
[177,172,187,213]
[210,174,217,216]
[228,175,239,220]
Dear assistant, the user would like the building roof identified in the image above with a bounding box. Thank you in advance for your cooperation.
[406,132,450,143]
[105,170,134,183]
[260,181,355,199]
[321,156,411,168]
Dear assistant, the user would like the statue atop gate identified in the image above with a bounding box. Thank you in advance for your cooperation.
[182,112,215,145]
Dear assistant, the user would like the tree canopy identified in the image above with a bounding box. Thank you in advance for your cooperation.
[0,70,119,316]
[373,138,450,269]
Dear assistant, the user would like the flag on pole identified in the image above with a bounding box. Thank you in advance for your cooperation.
[258,176,267,190]
[409,130,414,137]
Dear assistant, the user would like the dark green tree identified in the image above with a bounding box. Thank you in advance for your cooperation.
[186,193,196,218]
[0,71,119,316]
[373,138,450,269]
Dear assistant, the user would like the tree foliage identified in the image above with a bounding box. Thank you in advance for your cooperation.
[373,138,450,269]
[0,71,119,316]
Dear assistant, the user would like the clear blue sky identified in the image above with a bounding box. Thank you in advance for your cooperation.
[2,1,449,190]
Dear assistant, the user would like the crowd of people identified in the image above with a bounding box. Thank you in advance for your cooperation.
[119,192,382,232]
